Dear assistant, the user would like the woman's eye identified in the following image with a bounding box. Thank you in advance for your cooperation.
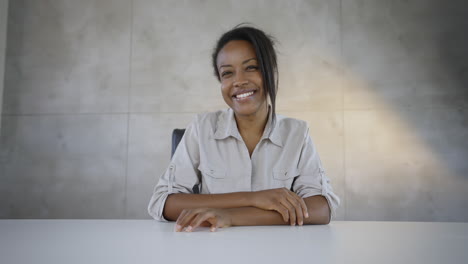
[221,71,232,77]
[246,65,258,70]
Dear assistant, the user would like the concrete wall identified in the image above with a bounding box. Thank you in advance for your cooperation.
[0,0,8,132]
[1,0,467,221]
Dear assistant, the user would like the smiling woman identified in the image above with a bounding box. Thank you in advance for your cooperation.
[218,42,265,119]
[148,24,340,232]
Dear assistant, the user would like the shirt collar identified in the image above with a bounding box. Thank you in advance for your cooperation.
[213,106,283,148]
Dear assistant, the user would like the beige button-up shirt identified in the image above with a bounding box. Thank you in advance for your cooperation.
[148,107,340,221]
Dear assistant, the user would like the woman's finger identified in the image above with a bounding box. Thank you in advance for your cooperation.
[210,219,222,232]
[187,212,212,232]
[299,196,309,218]
[273,205,289,223]
[285,192,304,226]
[289,191,309,218]
[175,210,189,231]
[280,199,296,226]
[289,192,304,225]
[176,210,197,231]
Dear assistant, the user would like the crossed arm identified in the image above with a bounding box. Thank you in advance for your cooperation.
[163,188,331,232]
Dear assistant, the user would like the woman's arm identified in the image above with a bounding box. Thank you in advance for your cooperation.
[163,192,253,220]
[164,188,309,225]
[173,194,330,232]
[227,195,330,226]
[229,195,330,226]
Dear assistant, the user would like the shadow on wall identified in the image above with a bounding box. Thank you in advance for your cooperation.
[386,1,467,176]
[341,0,468,221]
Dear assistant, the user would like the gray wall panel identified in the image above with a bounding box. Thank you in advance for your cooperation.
[1,0,467,221]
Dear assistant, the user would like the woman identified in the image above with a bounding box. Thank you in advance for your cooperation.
[148,25,340,232]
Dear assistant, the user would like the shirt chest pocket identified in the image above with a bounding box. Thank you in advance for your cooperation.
[272,167,300,190]
[198,164,228,194]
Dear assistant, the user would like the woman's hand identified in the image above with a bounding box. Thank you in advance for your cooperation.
[250,188,309,226]
[175,208,232,232]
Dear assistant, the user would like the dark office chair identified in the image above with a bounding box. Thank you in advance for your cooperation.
[171,129,200,193]
[171,129,185,158]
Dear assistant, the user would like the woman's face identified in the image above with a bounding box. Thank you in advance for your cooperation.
[216,40,267,118]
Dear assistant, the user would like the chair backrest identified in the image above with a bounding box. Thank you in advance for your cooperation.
[171,128,199,193]
[171,129,186,158]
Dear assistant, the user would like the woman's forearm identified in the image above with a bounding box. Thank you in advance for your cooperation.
[227,206,287,226]
[163,192,254,221]
[167,191,331,227]
[228,195,330,226]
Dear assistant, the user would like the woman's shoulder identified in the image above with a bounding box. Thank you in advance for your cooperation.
[192,109,228,125]
[275,114,309,134]
[187,109,230,134]
[271,114,310,147]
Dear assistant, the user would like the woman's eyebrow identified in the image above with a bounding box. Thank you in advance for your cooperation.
[219,58,257,69]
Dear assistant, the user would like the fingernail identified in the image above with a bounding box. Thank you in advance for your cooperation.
[186,226,192,232]
[305,213,309,218]
[300,221,303,225]
[175,224,181,231]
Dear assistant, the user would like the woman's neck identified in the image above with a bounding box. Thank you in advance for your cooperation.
[234,105,269,138]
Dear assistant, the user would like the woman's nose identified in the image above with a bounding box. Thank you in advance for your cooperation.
[234,80,248,87]
[233,72,248,87]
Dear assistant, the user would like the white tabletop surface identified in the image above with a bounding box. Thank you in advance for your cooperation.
[1,220,467,264]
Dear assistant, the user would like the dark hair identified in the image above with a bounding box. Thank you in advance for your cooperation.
[211,24,279,123]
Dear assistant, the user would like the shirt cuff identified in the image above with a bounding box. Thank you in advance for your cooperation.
[148,191,171,222]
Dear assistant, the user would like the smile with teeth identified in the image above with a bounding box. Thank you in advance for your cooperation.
[234,91,255,100]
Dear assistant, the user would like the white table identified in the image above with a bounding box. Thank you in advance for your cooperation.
[1,220,467,264]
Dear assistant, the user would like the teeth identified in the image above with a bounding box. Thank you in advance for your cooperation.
[236,91,254,99]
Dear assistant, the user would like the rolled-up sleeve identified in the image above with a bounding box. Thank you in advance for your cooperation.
[292,129,340,220]
[147,116,201,221]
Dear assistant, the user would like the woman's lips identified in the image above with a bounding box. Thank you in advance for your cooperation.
[233,90,256,101]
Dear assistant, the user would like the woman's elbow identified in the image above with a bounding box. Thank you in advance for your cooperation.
[322,208,331,225]
[304,195,331,225]
[311,206,330,225]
